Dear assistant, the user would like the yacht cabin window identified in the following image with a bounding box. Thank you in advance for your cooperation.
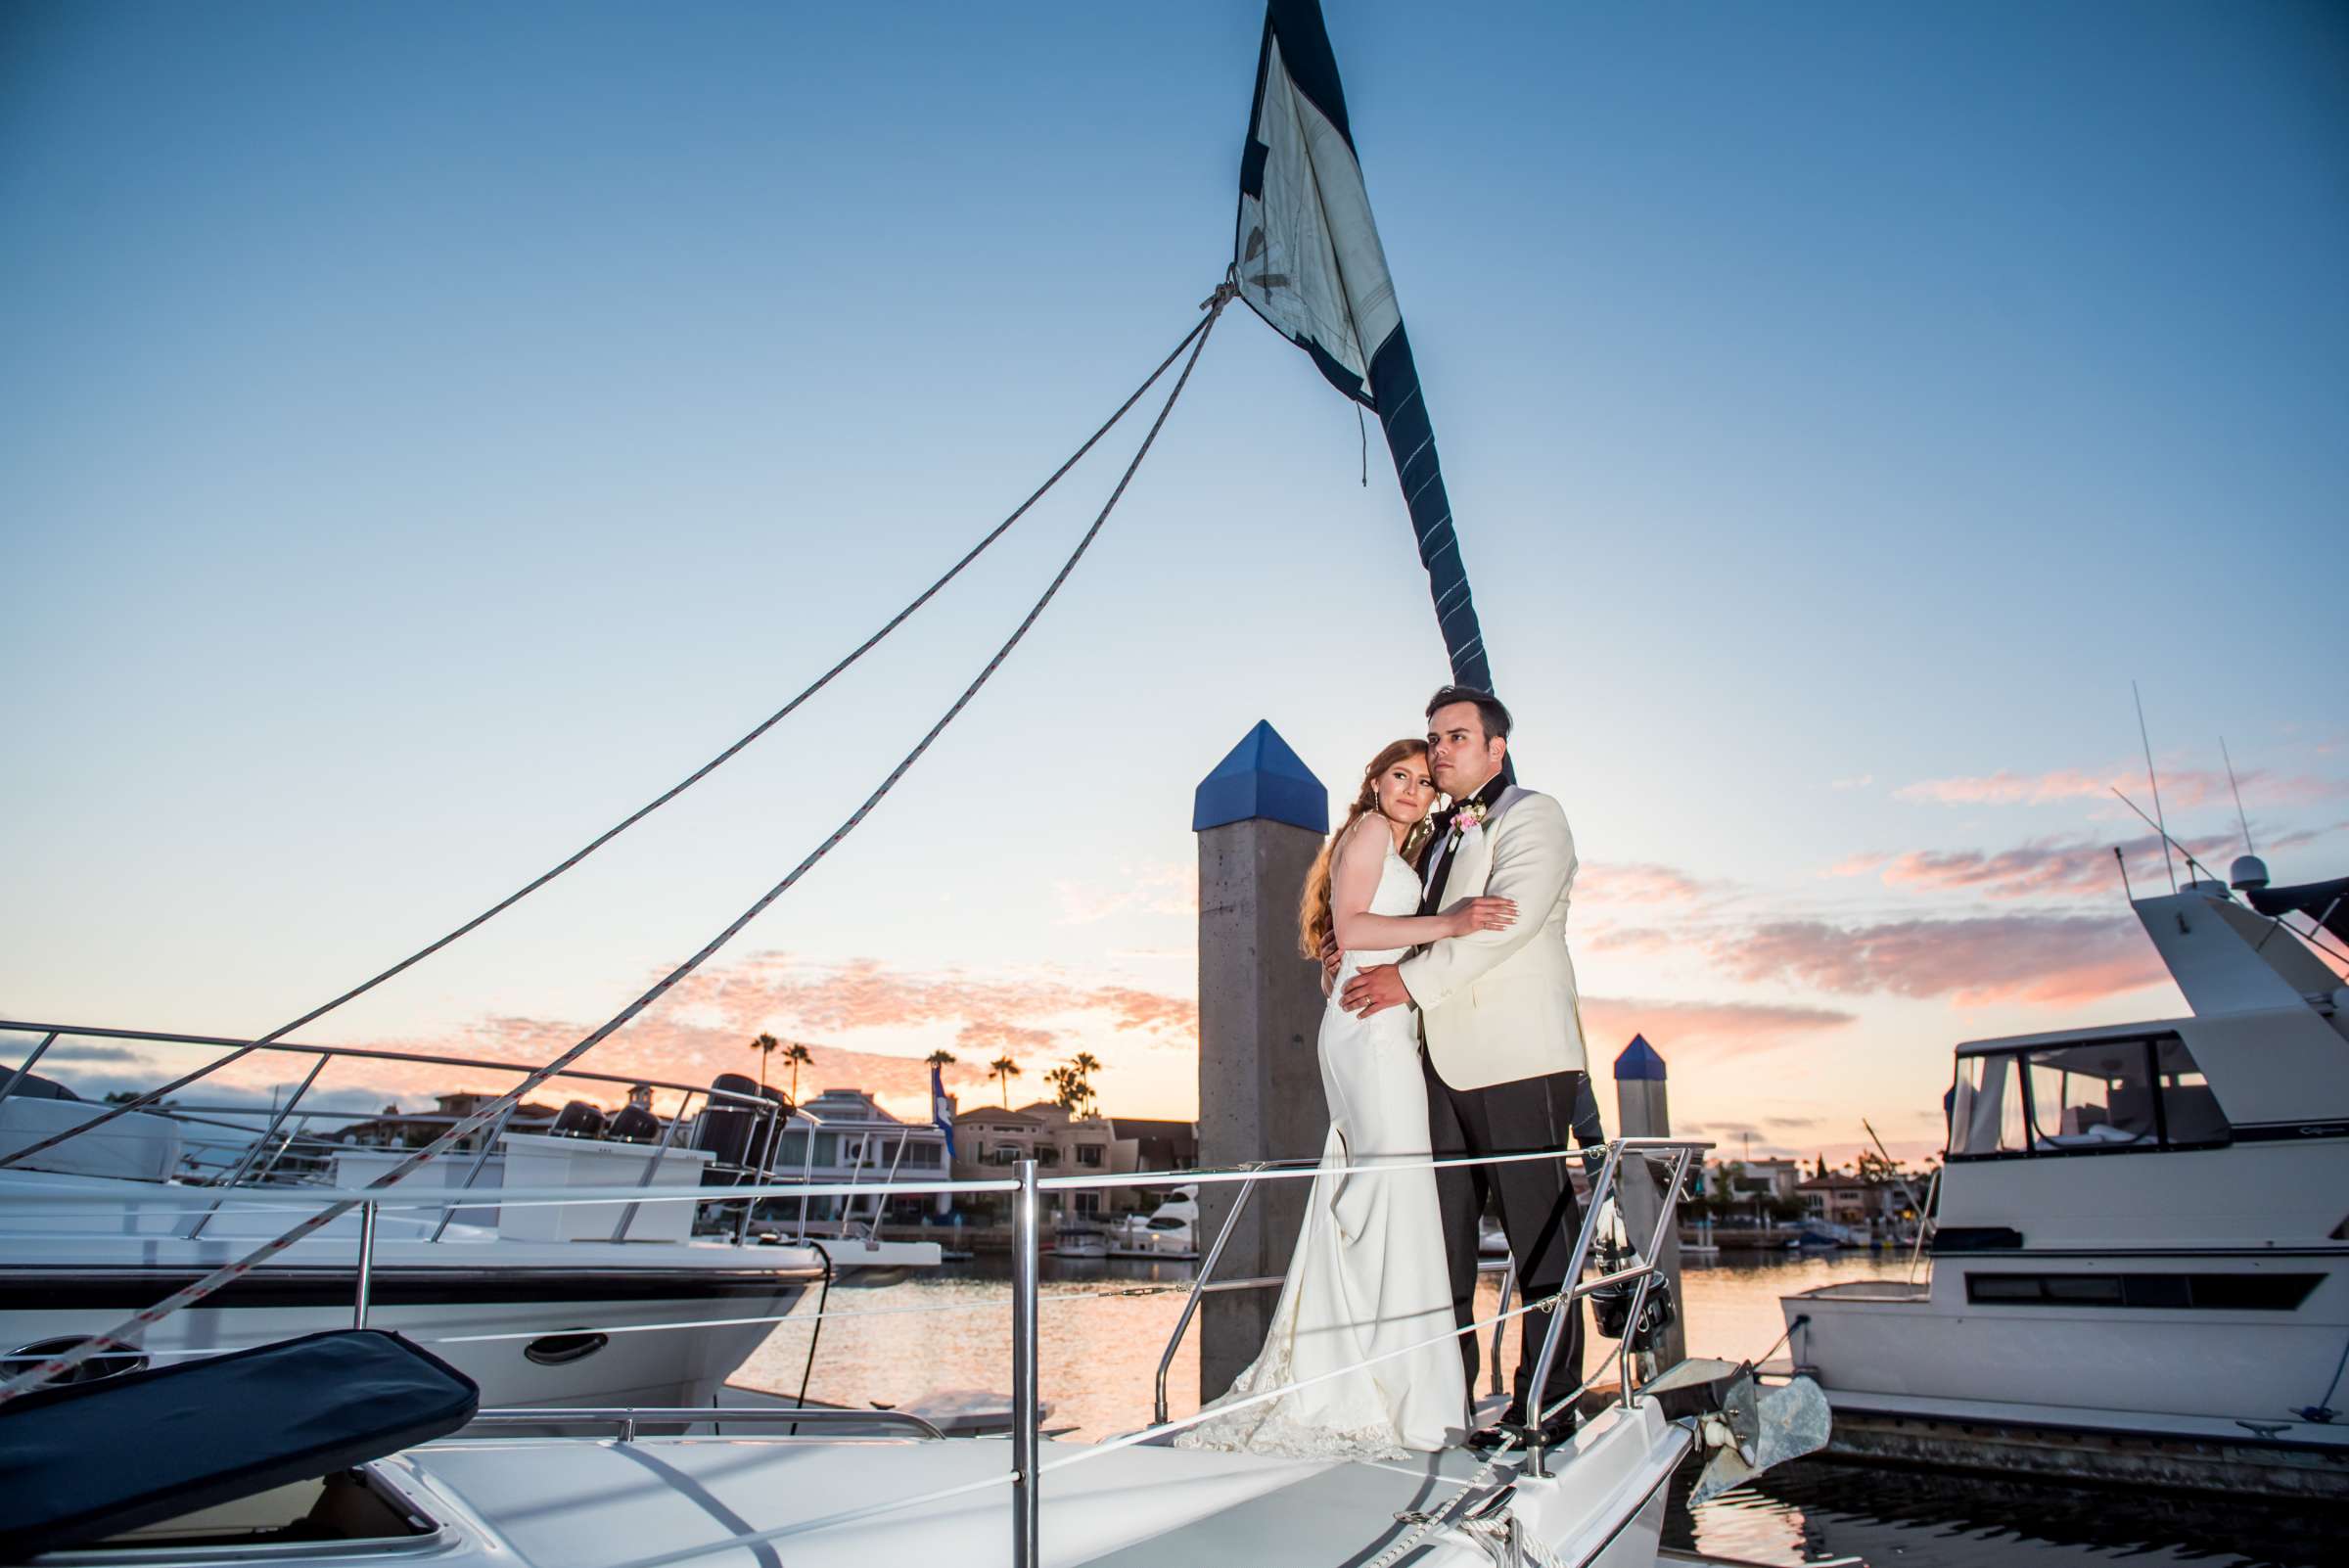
[1950,1034,2228,1159]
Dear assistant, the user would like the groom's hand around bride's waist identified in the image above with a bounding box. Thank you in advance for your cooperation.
[1341,963,1410,1018]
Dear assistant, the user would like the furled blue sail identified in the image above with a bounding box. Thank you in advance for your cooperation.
[1235,0,1493,694]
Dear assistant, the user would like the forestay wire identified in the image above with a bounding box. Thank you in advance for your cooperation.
[0,280,1239,1403]
[0,301,1228,1177]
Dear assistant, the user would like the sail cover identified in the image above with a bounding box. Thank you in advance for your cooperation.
[1236,0,1494,694]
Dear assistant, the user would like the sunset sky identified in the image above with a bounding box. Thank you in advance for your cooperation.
[4,2,2343,1166]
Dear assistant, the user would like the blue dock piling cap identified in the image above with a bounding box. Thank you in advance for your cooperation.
[1193,720,1328,834]
[1614,1034,1667,1082]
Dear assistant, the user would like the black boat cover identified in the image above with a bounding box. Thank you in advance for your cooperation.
[2245,875,2349,945]
[0,1329,478,1559]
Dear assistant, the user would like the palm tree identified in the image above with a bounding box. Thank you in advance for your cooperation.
[782,1039,814,1103]
[749,1032,781,1094]
[1068,1051,1103,1118]
[990,1055,1021,1108]
[1044,1065,1078,1112]
[925,1049,958,1071]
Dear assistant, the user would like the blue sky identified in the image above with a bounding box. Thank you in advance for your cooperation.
[4,2,2343,1160]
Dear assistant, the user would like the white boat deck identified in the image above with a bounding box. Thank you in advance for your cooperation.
[396,1401,1685,1568]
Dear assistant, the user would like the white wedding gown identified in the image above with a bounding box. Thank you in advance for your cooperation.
[1176,840,1467,1458]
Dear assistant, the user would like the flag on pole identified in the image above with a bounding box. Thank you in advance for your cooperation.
[931,1063,956,1161]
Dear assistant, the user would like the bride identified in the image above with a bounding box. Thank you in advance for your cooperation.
[1178,738,1516,1457]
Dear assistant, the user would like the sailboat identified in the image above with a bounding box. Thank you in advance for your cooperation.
[0,6,1820,1564]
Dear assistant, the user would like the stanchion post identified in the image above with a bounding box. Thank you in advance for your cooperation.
[1011,1158,1040,1568]
[353,1199,378,1329]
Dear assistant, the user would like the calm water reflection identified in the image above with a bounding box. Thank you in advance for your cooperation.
[738,1249,2335,1567]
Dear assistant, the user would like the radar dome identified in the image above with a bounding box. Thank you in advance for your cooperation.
[2230,854,2270,891]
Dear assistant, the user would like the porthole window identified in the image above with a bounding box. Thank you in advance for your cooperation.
[524,1331,610,1366]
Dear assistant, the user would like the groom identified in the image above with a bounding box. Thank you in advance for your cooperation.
[1340,685,1589,1449]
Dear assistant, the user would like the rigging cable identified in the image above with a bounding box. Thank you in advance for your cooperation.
[0,280,1239,1403]
[0,304,1226,1176]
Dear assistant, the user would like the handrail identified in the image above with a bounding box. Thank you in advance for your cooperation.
[1151,1160,1265,1424]
[1526,1141,1700,1476]
[0,1018,766,1103]
[186,1055,329,1239]
[0,1141,1708,1213]
[466,1405,946,1441]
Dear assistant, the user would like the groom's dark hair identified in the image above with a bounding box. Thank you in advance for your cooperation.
[1426,685,1512,743]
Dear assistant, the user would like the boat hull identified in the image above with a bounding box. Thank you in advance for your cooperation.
[0,1260,812,1408]
[1783,1259,2349,1498]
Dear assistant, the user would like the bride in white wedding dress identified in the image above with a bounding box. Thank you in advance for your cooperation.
[1177,738,1516,1458]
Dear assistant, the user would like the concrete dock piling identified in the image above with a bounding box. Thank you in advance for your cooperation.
[1192,720,1331,1403]
[1612,1033,1688,1370]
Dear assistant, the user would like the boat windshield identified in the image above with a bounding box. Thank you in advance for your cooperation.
[1951,1034,2229,1159]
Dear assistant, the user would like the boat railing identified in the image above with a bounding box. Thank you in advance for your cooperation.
[11,1131,1710,1568]
[466,1406,949,1442]
[0,1016,812,1244]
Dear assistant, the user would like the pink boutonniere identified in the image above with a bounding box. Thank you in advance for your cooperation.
[1449,800,1489,842]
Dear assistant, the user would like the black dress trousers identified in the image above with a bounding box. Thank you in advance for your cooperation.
[1422,1053,1587,1419]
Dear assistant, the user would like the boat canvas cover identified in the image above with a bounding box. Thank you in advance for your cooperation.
[1235,0,1495,694]
[0,1329,479,1558]
[2246,873,2349,945]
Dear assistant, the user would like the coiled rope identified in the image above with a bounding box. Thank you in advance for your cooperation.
[0,280,1238,1403]
[0,301,1226,1176]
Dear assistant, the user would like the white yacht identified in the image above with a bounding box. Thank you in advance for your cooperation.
[1779,859,2349,1498]
[0,1038,938,1410]
[1108,1186,1199,1260]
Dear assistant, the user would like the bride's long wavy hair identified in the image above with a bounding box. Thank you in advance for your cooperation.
[1298,738,1439,959]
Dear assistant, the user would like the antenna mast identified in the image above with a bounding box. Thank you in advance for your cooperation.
[2221,735,2255,855]
[2133,681,2177,893]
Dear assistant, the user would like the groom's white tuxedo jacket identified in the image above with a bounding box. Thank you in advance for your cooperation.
[1398,785,1587,1091]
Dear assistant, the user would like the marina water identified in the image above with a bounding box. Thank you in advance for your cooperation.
[738,1251,2335,1568]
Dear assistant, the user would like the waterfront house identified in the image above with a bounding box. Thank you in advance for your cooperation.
[949,1104,1194,1218]
[772,1087,952,1223]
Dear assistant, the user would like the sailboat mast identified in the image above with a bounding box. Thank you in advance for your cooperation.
[1233,0,1496,696]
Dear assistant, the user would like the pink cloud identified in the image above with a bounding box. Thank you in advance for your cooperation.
[1876,830,2229,900]
[1847,823,2336,901]
[1578,996,1857,1061]
[1713,913,2166,1006]
[168,954,1206,1122]
[1580,861,1715,904]
[1053,863,1195,923]
[1894,764,2349,810]
[1585,925,1681,953]
[666,954,1196,1045]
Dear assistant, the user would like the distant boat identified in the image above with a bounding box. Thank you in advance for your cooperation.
[1050,1222,1109,1261]
[1107,1184,1199,1260]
